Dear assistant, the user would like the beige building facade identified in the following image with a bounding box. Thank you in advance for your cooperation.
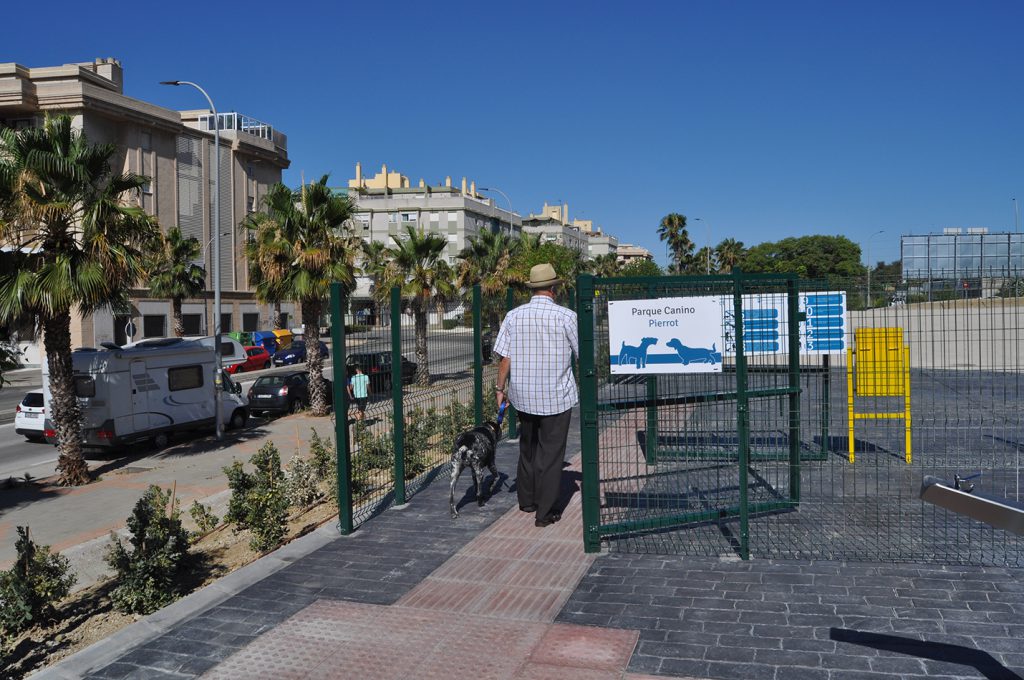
[0,58,291,356]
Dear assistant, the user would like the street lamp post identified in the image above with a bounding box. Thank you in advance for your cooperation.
[866,229,884,308]
[161,79,223,440]
[477,186,514,235]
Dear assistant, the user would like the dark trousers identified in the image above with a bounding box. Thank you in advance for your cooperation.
[517,408,572,521]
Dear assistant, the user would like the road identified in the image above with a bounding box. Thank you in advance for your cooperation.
[0,328,484,480]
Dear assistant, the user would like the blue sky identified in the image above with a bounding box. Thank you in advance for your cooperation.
[7,0,1024,266]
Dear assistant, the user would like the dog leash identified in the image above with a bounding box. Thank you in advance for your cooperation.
[497,401,507,426]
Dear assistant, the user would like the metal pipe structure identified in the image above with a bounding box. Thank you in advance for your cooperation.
[160,80,224,440]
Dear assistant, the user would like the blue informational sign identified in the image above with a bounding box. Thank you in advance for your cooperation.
[722,291,848,356]
[800,291,847,354]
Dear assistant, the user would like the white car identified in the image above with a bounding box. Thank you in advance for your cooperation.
[15,390,46,442]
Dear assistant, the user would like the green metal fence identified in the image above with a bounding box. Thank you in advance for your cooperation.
[330,283,505,530]
[579,271,1024,567]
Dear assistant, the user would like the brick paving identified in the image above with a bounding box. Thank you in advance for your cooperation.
[37,407,1024,680]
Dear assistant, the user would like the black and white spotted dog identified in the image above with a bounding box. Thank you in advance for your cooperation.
[449,420,502,518]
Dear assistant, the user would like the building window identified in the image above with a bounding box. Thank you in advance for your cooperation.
[220,313,232,333]
[429,212,439,222]
[182,314,203,336]
[140,131,152,151]
[246,196,255,213]
[280,312,289,328]
[401,212,417,222]
[168,365,203,392]
[143,315,166,338]
[388,213,398,223]
[242,313,259,332]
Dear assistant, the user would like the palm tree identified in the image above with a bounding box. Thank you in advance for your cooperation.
[360,239,390,326]
[147,227,205,337]
[590,253,621,278]
[657,213,694,271]
[382,226,455,387]
[0,115,159,486]
[714,238,745,274]
[242,187,293,330]
[456,230,524,331]
[243,176,358,415]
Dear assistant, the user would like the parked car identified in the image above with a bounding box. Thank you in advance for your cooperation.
[247,370,332,416]
[226,345,272,374]
[345,351,418,391]
[272,340,329,366]
[15,391,45,442]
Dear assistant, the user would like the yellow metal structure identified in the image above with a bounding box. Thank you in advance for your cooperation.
[846,327,912,463]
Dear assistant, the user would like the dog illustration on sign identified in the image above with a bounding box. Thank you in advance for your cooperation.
[618,337,657,368]
[666,338,722,365]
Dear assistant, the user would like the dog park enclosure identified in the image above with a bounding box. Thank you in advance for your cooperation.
[578,271,1024,567]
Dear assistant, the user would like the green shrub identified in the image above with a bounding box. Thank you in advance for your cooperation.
[308,429,334,481]
[105,486,191,614]
[441,319,459,330]
[286,455,322,509]
[223,443,289,553]
[188,500,219,537]
[0,527,75,645]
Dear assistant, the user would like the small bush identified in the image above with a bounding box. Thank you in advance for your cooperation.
[308,429,334,482]
[105,486,191,614]
[286,455,322,509]
[0,527,75,645]
[223,443,289,553]
[188,500,219,537]
[441,319,459,330]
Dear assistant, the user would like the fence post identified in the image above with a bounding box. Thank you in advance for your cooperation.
[786,277,802,504]
[578,274,602,553]
[505,287,518,439]
[645,280,658,464]
[330,282,353,535]
[391,286,406,505]
[733,270,750,560]
[473,284,483,426]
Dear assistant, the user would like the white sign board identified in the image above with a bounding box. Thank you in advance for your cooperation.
[608,297,725,374]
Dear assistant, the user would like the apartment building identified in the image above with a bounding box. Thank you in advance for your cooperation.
[616,243,654,265]
[521,202,619,258]
[345,163,521,310]
[0,58,291,357]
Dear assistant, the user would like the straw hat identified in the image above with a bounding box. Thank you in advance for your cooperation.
[526,263,561,289]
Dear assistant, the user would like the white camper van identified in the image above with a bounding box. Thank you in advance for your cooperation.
[42,338,249,450]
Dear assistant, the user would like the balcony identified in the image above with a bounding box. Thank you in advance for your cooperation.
[196,112,287,153]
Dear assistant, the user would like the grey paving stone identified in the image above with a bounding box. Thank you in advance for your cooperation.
[705,660,779,679]
[654,657,711,678]
[704,645,757,663]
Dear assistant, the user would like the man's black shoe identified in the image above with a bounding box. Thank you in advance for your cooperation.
[520,504,537,513]
[535,516,555,527]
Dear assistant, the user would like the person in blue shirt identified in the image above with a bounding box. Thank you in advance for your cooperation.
[347,365,370,421]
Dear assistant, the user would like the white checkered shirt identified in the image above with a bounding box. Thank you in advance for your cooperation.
[493,295,579,416]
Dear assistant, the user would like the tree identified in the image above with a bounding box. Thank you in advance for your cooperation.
[243,177,358,415]
[714,238,745,274]
[382,226,455,387]
[739,235,863,280]
[618,259,664,278]
[456,230,523,331]
[242,190,293,330]
[689,246,716,275]
[147,227,205,337]
[656,213,694,271]
[359,240,390,325]
[589,253,621,278]
[512,241,589,292]
[0,115,159,486]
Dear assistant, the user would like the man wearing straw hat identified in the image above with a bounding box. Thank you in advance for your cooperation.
[494,263,579,528]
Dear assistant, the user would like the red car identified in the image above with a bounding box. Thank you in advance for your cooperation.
[226,346,272,374]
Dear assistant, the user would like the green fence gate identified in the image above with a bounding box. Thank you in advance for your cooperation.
[579,271,806,560]
[579,271,1024,567]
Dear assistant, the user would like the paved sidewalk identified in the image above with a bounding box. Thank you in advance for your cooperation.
[34,419,1024,680]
